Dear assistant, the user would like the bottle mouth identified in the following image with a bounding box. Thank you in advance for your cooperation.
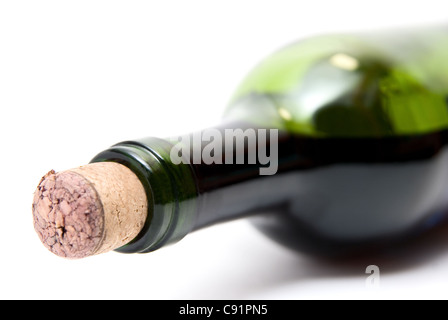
[90,138,198,253]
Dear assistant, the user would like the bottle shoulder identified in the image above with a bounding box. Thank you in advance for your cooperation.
[225,30,448,138]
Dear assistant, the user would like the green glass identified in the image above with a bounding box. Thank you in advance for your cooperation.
[227,27,448,137]
[92,27,448,256]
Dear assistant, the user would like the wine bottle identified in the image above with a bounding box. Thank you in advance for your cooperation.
[33,27,448,258]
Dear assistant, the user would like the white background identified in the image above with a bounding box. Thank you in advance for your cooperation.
[1,0,448,300]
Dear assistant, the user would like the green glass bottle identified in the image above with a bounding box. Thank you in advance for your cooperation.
[91,27,448,256]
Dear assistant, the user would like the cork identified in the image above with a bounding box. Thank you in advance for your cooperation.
[32,162,148,259]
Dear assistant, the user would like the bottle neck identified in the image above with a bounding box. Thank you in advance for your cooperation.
[90,121,294,253]
[183,121,294,229]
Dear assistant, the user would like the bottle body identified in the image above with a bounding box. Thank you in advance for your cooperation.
[93,27,448,255]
